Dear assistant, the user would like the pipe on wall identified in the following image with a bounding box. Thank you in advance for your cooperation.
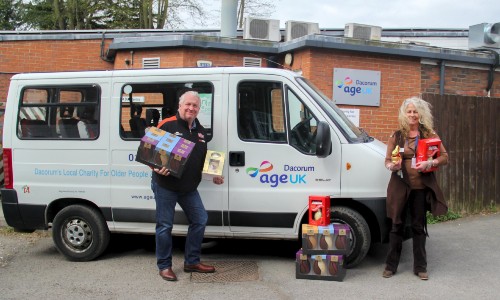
[440,60,445,95]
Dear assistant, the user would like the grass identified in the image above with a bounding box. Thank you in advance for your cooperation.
[427,204,499,224]
[427,210,462,224]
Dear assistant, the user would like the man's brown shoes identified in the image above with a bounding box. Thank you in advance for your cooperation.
[159,268,177,281]
[184,262,215,273]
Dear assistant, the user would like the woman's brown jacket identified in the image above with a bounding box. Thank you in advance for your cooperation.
[386,130,448,224]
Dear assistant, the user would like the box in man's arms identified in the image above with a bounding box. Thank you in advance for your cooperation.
[135,127,194,178]
[202,150,225,179]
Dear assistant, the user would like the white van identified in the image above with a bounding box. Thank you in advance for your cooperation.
[1,67,389,267]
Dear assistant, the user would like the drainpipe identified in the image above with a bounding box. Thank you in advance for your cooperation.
[439,60,445,95]
[472,48,499,97]
[100,31,114,63]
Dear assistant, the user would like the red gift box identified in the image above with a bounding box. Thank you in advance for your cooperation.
[416,138,441,173]
[309,195,330,226]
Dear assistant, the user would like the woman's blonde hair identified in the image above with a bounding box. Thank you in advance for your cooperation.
[398,96,434,138]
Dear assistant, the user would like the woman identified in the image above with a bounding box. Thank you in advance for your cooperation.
[383,97,448,280]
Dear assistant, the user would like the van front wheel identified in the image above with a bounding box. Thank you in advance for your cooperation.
[330,206,371,268]
[52,205,110,261]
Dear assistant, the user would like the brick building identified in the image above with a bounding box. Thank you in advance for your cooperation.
[0,30,498,142]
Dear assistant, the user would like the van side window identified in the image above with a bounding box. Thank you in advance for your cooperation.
[237,81,286,142]
[119,82,213,142]
[17,86,100,139]
[287,88,318,154]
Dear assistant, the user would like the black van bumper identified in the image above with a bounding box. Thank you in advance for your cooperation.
[1,189,47,230]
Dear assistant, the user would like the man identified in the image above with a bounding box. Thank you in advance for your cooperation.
[152,91,224,281]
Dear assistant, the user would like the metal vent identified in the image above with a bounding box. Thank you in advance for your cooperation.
[469,23,500,49]
[344,23,382,41]
[142,57,160,69]
[243,57,262,67]
[285,21,320,41]
[243,17,281,42]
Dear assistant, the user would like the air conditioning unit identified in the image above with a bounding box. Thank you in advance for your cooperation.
[344,23,382,41]
[285,20,320,41]
[243,17,281,42]
[468,23,500,49]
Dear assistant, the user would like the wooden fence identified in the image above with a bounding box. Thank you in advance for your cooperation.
[423,94,499,214]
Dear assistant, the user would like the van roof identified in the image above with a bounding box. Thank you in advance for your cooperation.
[11,67,301,80]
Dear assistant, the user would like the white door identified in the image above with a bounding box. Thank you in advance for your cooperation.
[227,74,341,236]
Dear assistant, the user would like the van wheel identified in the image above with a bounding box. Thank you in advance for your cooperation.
[330,206,371,268]
[52,205,110,262]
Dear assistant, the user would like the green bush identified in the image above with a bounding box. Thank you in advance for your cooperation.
[427,210,462,224]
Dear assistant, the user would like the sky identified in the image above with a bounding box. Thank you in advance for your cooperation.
[200,0,499,29]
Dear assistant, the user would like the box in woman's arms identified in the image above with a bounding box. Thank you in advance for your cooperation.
[416,138,441,173]
[202,150,225,179]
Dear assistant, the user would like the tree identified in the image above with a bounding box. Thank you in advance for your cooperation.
[237,0,279,28]
[14,0,210,30]
[19,0,110,30]
[0,0,23,30]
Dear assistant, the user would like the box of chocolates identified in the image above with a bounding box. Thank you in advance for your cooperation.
[416,138,441,173]
[135,127,195,178]
[153,133,181,168]
[301,223,351,255]
[135,128,165,167]
[202,150,225,178]
[295,249,346,281]
[308,195,330,226]
[167,138,195,178]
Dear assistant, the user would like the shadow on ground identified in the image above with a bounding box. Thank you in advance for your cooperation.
[104,233,301,260]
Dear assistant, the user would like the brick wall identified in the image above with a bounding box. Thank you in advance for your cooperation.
[1,38,498,142]
[422,64,499,96]
[292,48,422,142]
[0,39,113,106]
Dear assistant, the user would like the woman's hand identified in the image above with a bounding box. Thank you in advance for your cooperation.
[213,175,224,185]
[154,167,170,176]
[414,160,432,172]
[386,160,402,172]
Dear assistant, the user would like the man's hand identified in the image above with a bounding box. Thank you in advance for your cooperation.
[213,176,224,185]
[154,167,170,176]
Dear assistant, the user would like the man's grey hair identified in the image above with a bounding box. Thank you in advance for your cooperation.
[179,91,201,105]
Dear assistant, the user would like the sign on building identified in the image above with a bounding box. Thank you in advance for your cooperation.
[333,68,381,106]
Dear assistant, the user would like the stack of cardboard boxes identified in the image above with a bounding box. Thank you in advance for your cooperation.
[296,196,349,281]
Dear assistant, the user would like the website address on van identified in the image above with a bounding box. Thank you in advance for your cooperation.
[131,195,155,200]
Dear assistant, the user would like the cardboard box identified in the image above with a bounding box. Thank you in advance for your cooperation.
[135,127,195,178]
[308,195,330,226]
[202,150,225,180]
[153,132,181,168]
[135,133,163,168]
[416,138,441,173]
[295,249,346,281]
[167,138,195,178]
[301,223,351,255]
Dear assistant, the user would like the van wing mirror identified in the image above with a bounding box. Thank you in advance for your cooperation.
[315,121,332,158]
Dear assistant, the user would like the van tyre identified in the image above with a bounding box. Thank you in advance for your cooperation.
[52,205,110,262]
[330,206,371,268]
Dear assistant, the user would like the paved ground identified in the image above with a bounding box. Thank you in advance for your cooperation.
[1,203,500,299]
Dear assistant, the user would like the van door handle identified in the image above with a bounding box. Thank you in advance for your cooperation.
[229,151,245,166]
